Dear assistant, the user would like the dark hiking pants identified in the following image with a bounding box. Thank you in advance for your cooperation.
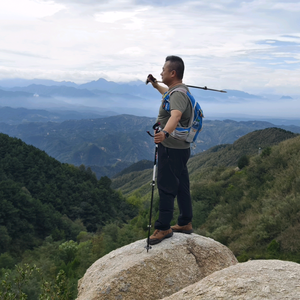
[154,143,193,231]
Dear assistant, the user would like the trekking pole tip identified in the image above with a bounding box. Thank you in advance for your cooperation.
[145,245,152,252]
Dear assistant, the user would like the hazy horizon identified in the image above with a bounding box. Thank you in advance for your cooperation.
[0,75,300,122]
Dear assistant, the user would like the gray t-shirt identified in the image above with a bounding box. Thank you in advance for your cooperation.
[156,84,192,149]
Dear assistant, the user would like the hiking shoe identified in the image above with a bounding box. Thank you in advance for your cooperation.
[171,223,193,234]
[149,229,173,245]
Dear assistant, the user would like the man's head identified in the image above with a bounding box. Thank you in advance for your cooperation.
[161,55,184,87]
[165,56,185,80]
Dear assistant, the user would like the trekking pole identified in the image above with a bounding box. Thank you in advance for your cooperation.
[145,122,161,252]
[146,74,227,93]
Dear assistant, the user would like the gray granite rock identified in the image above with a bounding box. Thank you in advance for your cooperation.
[76,233,237,300]
[162,259,300,300]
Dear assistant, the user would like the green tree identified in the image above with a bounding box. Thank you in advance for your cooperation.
[58,241,78,265]
[237,155,250,169]
[0,226,11,253]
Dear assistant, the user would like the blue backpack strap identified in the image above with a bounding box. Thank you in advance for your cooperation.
[162,91,171,111]
[162,87,190,113]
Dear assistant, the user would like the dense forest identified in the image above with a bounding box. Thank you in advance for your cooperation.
[0,133,139,299]
[193,133,300,262]
[1,128,300,299]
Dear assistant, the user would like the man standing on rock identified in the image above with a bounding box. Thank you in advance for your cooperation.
[147,55,193,245]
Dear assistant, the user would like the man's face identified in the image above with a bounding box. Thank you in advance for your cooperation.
[160,61,174,86]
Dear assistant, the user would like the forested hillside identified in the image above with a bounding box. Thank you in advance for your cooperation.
[111,128,300,262]
[0,132,138,248]
[0,133,140,298]
[112,127,297,194]
[1,128,300,299]
[111,128,300,263]
[194,134,300,262]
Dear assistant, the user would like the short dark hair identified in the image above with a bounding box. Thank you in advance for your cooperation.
[165,55,185,80]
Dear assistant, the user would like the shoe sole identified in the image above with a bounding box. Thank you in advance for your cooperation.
[149,232,173,245]
[171,229,194,234]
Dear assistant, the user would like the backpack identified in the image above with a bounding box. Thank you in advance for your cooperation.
[162,87,204,144]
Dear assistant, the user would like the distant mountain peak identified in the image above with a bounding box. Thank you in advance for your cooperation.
[280,95,293,100]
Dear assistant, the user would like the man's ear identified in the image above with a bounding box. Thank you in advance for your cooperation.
[170,70,176,78]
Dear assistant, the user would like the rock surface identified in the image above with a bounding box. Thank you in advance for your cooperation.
[76,233,237,300]
[162,259,300,300]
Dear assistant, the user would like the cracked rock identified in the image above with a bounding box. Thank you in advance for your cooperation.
[162,260,300,300]
[76,233,237,300]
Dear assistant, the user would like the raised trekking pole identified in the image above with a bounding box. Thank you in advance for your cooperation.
[145,122,161,252]
[146,74,227,93]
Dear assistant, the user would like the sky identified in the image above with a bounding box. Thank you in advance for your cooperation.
[1,0,300,96]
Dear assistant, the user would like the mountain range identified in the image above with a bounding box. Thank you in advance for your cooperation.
[1,77,300,178]
[0,106,117,124]
[1,77,299,119]
[0,77,289,99]
[1,114,300,178]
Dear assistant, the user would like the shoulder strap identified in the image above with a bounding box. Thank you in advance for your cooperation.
[169,87,188,95]
[164,87,194,129]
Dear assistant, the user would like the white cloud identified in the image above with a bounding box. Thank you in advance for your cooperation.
[272,2,300,11]
[0,0,65,19]
[95,10,140,23]
[0,0,300,97]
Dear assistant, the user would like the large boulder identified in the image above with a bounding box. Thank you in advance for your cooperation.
[162,259,300,300]
[77,233,237,300]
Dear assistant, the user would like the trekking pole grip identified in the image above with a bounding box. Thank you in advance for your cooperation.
[147,122,161,137]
